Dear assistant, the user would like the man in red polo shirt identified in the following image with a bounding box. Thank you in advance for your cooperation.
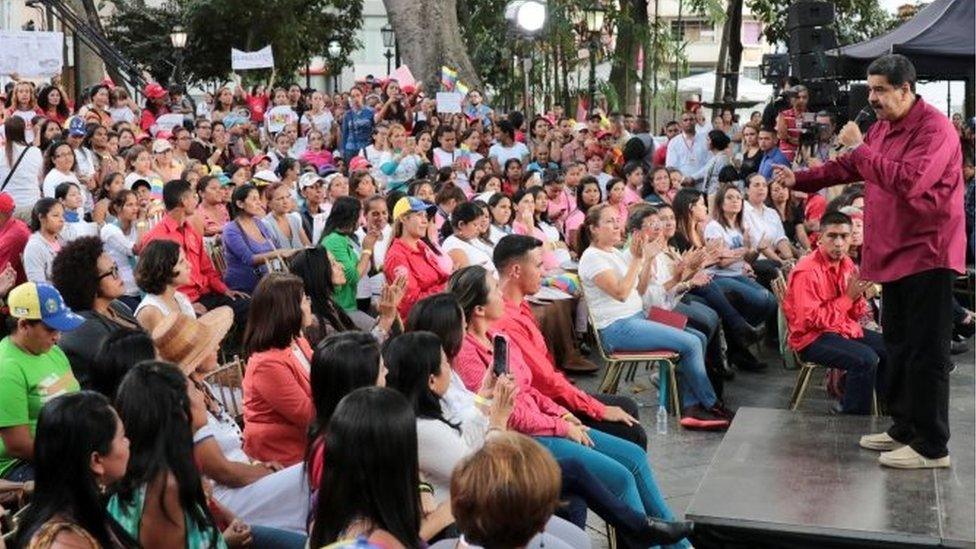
[784,211,886,415]
[139,179,249,322]
[774,54,964,469]
[493,234,646,448]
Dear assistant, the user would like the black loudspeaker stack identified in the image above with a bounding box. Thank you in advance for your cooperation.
[786,1,840,107]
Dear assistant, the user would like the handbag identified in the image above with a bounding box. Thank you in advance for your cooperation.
[0,146,31,193]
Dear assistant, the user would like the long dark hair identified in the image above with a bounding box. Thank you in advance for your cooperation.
[243,273,307,355]
[306,331,382,482]
[91,328,155,400]
[672,187,706,246]
[574,175,602,215]
[447,265,491,322]
[3,116,27,167]
[37,85,71,119]
[288,247,356,341]
[404,293,464,360]
[384,331,456,430]
[310,387,421,548]
[441,200,483,241]
[43,140,76,175]
[114,361,220,548]
[14,392,139,548]
[30,197,61,232]
[321,195,361,243]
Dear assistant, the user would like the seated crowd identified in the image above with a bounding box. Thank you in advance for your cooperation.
[0,75,973,548]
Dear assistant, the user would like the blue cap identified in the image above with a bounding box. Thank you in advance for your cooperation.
[7,282,85,331]
[392,196,437,221]
[67,117,86,137]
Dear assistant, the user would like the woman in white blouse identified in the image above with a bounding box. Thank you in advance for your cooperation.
[442,202,496,274]
[100,190,144,310]
[133,239,198,332]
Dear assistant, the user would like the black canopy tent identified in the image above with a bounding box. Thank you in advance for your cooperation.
[829,0,975,115]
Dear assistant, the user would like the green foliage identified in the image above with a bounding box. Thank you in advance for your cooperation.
[105,0,363,86]
[747,0,898,46]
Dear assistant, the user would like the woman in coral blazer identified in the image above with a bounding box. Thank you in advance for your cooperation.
[241,273,316,466]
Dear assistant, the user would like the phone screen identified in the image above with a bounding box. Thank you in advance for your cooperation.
[492,335,508,377]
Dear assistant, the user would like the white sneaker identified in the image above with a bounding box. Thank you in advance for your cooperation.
[878,445,950,469]
[859,432,904,452]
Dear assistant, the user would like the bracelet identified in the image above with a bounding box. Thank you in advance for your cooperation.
[419,482,434,494]
[473,394,491,406]
[361,249,373,256]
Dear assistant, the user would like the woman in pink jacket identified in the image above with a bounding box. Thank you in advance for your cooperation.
[242,273,316,466]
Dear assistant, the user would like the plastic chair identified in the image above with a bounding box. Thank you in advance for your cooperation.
[203,356,245,423]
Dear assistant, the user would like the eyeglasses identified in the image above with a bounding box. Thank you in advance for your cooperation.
[98,265,120,280]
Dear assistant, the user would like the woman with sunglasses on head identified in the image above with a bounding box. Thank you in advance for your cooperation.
[51,236,141,389]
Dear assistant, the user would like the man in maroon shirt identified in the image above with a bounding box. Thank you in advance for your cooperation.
[774,54,963,469]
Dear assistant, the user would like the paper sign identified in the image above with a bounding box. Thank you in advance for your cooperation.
[152,113,185,135]
[0,31,63,77]
[389,65,416,91]
[231,46,275,71]
[436,92,463,114]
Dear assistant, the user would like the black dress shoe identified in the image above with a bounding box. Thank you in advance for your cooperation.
[638,517,694,545]
[709,401,736,420]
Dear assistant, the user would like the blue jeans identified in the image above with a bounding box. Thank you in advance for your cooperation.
[711,275,777,325]
[535,429,673,521]
[799,330,887,414]
[250,525,307,548]
[599,312,717,409]
[675,298,720,341]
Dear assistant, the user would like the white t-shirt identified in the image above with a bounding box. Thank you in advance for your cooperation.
[703,219,748,277]
[300,110,335,136]
[743,201,787,247]
[101,222,140,295]
[10,109,38,142]
[488,142,529,167]
[0,144,43,209]
[442,235,496,275]
[42,169,81,199]
[578,246,643,329]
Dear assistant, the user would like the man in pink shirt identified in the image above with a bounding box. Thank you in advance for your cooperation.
[774,54,964,470]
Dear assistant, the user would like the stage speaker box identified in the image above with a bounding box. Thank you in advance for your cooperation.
[805,80,841,108]
[788,26,837,53]
[786,1,835,30]
[791,52,837,80]
[760,54,790,84]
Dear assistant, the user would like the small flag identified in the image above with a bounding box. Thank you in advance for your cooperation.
[456,80,470,96]
[441,65,458,91]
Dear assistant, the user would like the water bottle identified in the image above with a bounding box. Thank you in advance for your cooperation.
[656,405,668,435]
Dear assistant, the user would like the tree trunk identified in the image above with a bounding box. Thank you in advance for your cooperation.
[726,0,743,100]
[609,0,649,113]
[384,0,482,93]
[69,0,106,90]
[713,0,732,104]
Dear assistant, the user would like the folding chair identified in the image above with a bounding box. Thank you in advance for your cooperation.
[205,238,227,277]
[772,273,879,416]
[203,356,245,423]
[586,310,682,415]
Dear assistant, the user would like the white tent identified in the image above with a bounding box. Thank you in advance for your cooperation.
[677,70,773,104]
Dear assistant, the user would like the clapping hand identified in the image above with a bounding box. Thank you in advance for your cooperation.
[0,263,16,298]
[629,232,647,259]
[377,273,408,320]
[846,272,874,300]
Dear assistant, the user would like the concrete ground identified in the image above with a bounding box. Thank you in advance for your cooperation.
[571,336,976,547]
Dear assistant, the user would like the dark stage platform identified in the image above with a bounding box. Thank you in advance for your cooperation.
[685,407,975,548]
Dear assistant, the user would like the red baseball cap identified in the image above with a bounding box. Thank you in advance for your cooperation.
[0,192,14,214]
[348,156,371,173]
[144,83,167,100]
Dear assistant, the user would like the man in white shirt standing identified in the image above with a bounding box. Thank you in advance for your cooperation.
[666,110,710,178]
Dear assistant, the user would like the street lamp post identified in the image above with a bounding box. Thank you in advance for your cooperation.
[504,0,546,117]
[328,40,342,93]
[381,24,395,76]
[169,25,188,91]
[583,5,604,115]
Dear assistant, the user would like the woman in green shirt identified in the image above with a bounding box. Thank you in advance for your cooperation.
[320,197,379,331]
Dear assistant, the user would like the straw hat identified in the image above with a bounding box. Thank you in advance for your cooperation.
[151,307,234,374]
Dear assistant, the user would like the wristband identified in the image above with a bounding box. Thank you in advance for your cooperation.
[473,394,491,406]
[361,249,373,256]
[419,482,434,494]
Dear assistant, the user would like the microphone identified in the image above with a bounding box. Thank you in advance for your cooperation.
[834,107,877,152]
